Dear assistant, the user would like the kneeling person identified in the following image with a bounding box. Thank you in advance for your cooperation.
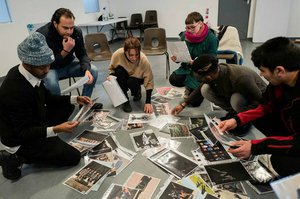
[108,37,154,113]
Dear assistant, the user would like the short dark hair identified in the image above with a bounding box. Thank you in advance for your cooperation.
[123,37,141,53]
[192,54,219,75]
[51,8,75,24]
[185,12,204,25]
[251,37,300,72]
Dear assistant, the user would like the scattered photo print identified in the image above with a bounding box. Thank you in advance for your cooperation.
[154,103,171,116]
[128,113,156,124]
[103,183,139,199]
[168,123,190,138]
[197,140,232,162]
[204,161,252,185]
[159,181,196,199]
[156,87,172,96]
[68,130,108,155]
[130,130,160,151]
[190,116,208,131]
[188,174,215,195]
[189,127,206,140]
[124,172,160,199]
[153,149,198,179]
[246,180,273,195]
[166,88,184,98]
[213,189,249,199]
[63,161,111,194]
[213,181,247,196]
[84,109,110,123]
[151,94,172,104]
[242,160,275,183]
[121,119,144,130]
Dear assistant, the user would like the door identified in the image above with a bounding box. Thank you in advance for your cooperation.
[218,0,251,39]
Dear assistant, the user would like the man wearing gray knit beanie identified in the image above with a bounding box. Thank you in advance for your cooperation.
[0,32,92,180]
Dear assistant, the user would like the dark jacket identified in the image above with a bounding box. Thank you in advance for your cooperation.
[0,65,71,147]
[37,22,91,71]
[236,73,300,156]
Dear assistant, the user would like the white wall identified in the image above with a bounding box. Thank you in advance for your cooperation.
[0,0,218,77]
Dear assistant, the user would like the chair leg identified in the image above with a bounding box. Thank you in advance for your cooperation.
[73,77,81,96]
[165,52,170,79]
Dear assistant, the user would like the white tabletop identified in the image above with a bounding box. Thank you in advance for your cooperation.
[77,17,129,27]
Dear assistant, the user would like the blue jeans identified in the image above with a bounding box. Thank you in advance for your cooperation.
[43,61,98,97]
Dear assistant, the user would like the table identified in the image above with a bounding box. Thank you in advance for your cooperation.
[77,17,129,40]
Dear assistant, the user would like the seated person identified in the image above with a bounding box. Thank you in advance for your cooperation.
[0,32,92,180]
[37,8,102,109]
[108,37,154,113]
[219,37,300,177]
[169,11,218,106]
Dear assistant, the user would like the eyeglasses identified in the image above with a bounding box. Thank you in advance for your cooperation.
[185,22,200,30]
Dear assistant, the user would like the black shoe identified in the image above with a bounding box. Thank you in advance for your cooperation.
[133,88,142,101]
[0,150,22,180]
[122,101,132,113]
[91,103,103,110]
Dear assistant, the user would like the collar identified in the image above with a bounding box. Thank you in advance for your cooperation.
[18,64,42,87]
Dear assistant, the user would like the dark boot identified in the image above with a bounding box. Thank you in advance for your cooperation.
[133,87,142,101]
[0,150,22,180]
[122,101,132,113]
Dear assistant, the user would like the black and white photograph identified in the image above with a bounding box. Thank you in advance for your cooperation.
[204,161,252,185]
[130,130,160,151]
[63,161,111,194]
[158,181,196,199]
[190,116,208,131]
[213,181,248,196]
[152,149,198,179]
[103,183,140,199]
[246,179,274,195]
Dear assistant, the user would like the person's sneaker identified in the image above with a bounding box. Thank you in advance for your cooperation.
[0,150,22,180]
[133,88,142,101]
[122,101,132,113]
[91,103,103,110]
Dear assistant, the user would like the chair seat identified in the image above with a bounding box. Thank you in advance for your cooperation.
[90,52,112,61]
[217,53,235,59]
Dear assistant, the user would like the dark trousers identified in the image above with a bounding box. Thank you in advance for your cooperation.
[16,104,81,167]
[169,72,185,87]
[253,115,300,177]
[112,66,143,98]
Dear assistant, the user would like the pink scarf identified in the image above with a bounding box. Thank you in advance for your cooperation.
[185,23,209,43]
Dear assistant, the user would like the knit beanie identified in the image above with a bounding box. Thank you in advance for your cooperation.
[17,32,54,66]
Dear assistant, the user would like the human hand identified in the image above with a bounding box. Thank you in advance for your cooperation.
[85,70,94,84]
[227,140,252,159]
[171,104,184,115]
[171,55,177,62]
[144,103,153,113]
[53,121,80,133]
[218,118,237,132]
[77,96,92,106]
[62,36,75,52]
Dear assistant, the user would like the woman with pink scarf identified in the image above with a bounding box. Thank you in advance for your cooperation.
[169,12,218,107]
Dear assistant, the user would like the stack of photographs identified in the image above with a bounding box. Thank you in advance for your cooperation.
[142,137,181,158]
[149,149,198,179]
[83,109,121,131]
[156,87,184,99]
[130,129,160,151]
[204,161,252,186]
[86,133,136,176]
[68,130,108,155]
[63,160,111,195]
